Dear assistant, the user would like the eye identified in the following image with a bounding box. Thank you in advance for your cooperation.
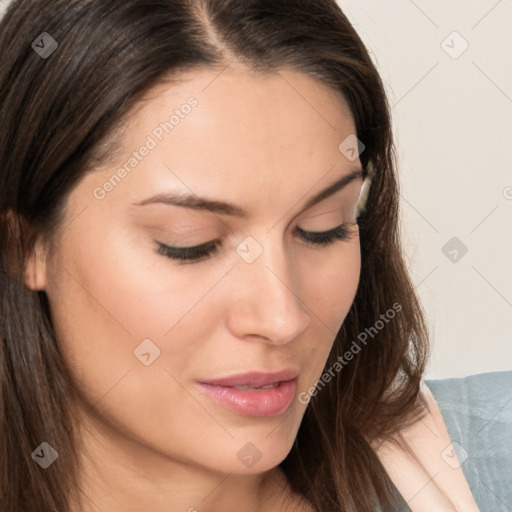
[156,240,220,265]
[295,221,358,247]
[156,222,358,264]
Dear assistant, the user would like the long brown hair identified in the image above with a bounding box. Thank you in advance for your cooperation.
[0,1,429,510]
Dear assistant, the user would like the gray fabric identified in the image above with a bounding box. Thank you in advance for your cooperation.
[426,370,512,512]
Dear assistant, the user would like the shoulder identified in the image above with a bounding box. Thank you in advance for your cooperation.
[372,380,481,511]
[425,371,512,510]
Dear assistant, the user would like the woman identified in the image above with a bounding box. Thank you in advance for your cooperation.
[0,1,480,510]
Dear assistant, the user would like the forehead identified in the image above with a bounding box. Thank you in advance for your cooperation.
[119,65,356,151]
[81,67,359,214]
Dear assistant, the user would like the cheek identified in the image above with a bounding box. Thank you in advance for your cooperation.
[293,242,361,387]
[303,242,361,330]
[44,218,229,394]
[44,222,232,452]
[42,216,362,471]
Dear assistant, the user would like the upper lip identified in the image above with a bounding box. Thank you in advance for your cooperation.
[199,369,299,387]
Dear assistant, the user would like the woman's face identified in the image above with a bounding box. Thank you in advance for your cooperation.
[29,67,364,477]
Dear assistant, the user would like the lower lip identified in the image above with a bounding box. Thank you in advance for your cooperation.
[196,379,297,417]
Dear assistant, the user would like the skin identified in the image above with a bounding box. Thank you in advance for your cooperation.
[22,65,481,512]
[375,383,480,511]
[24,66,365,512]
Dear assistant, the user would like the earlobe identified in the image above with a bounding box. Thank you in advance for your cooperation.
[2,209,48,291]
[23,238,49,291]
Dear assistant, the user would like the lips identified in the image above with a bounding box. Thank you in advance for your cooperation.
[199,369,299,388]
[196,369,299,417]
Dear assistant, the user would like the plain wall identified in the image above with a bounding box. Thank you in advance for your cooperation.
[1,0,511,378]
[339,0,512,378]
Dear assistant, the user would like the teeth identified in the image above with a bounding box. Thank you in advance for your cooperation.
[233,383,279,390]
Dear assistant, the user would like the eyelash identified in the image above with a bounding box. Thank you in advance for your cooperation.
[156,222,357,264]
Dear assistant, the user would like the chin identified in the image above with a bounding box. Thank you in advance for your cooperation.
[200,426,298,476]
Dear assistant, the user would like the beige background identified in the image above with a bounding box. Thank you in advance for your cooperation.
[1,0,511,378]
[339,0,512,378]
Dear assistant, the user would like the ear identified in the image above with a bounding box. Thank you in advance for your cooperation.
[23,236,49,291]
[2,209,49,291]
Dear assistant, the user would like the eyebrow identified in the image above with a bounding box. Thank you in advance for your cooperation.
[132,167,365,217]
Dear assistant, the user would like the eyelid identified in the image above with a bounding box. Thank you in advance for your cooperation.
[156,239,220,264]
[156,221,358,263]
[301,188,364,222]
[295,221,358,246]
[301,207,342,220]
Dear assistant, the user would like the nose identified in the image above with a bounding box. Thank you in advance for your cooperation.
[225,236,312,345]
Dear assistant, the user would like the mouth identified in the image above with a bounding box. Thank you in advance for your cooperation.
[196,369,299,417]
[230,383,280,390]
